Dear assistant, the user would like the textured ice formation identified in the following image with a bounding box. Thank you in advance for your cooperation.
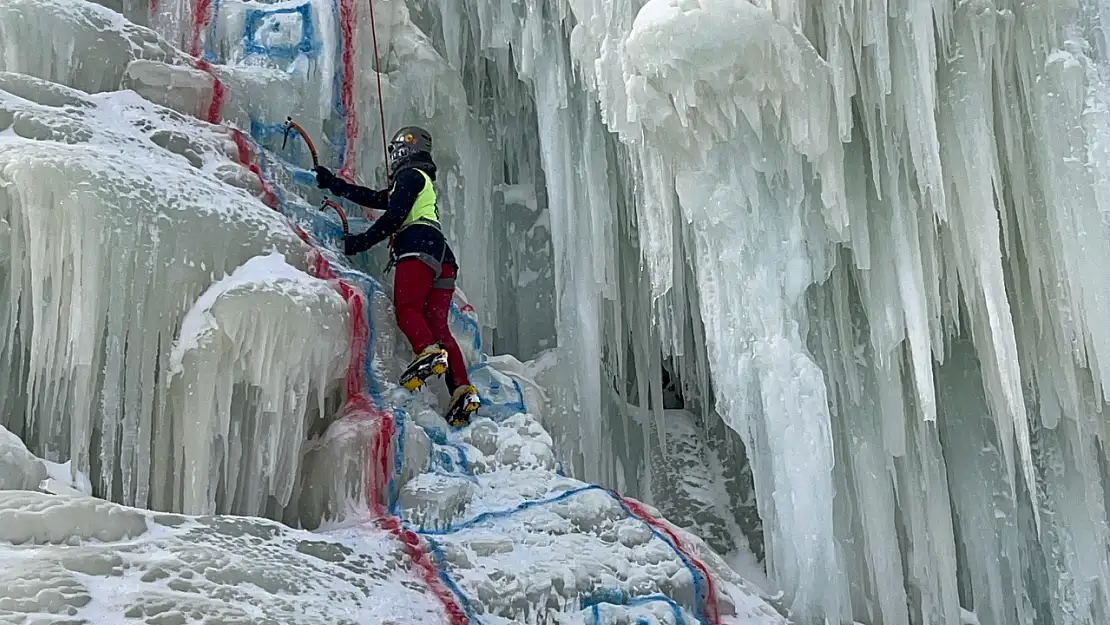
[0,74,337,515]
[0,409,786,625]
[0,491,453,624]
[0,426,46,491]
[0,1,784,622]
[6,0,1110,622]
[167,251,351,515]
[0,0,181,93]
[411,1,1110,624]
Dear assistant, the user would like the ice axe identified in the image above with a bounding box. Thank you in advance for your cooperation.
[320,198,349,234]
[282,116,349,235]
[281,116,320,168]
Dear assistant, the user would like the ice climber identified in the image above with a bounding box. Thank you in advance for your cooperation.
[314,126,480,428]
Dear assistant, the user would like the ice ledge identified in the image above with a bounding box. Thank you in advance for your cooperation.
[621,0,832,159]
[0,395,789,624]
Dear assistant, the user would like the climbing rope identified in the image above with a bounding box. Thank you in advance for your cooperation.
[365,0,400,257]
[367,0,390,186]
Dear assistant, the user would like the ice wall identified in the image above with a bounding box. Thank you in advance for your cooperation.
[0,75,321,511]
[0,423,47,491]
[145,0,556,357]
[0,1,769,623]
[0,6,408,524]
[403,1,1110,625]
[6,0,1110,621]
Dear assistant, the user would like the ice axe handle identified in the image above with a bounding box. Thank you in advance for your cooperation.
[321,198,349,235]
[282,117,320,169]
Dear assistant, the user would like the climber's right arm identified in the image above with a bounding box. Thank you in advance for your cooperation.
[314,167,387,209]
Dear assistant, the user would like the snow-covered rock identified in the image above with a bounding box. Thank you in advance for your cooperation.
[0,426,46,491]
[0,490,452,624]
[0,407,787,624]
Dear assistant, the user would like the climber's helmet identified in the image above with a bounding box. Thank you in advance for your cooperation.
[388,126,432,168]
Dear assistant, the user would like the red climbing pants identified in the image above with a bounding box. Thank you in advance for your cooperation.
[393,258,470,391]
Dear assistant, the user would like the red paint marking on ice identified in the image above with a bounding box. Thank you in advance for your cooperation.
[192,58,226,125]
[620,496,721,625]
[306,255,371,406]
[322,262,466,623]
[377,516,471,625]
[311,250,336,278]
[187,0,227,125]
[313,253,467,623]
[185,2,466,620]
[188,0,210,57]
[312,248,391,517]
[335,0,360,182]
[230,130,283,208]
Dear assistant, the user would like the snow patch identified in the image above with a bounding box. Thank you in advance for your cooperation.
[1,399,787,625]
[0,426,47,491]
[41,459,92,495]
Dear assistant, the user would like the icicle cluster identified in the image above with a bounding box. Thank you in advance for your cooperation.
[408,0,1110,623]
[6,0,1110,620]
[0,67,352,518]
[165,252,351,515]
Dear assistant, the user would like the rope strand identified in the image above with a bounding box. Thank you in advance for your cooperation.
[367,0,390,187]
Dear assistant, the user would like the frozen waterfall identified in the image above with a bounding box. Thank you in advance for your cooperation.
[3,0,1110,623]
[419,1,1110,624]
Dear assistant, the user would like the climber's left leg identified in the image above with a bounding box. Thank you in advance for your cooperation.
[424,263,479,427]
[394,258,448,391]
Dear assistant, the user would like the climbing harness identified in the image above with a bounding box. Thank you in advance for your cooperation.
[282,117,350,235]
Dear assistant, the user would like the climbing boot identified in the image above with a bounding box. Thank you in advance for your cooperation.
[444,385,480,428]
[399,344,449,391]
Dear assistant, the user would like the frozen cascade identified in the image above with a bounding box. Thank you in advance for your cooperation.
[416,0,1110,623]
[0,0,785,621]
[165,252,351,515]
[2,0,1110,622]
[0,75,327,514]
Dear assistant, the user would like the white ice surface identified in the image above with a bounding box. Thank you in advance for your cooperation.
[0,490,453,624]
[0,425,46,492]
[0,72,344,517]
[0,405,785,625]
[166,250,352,516]
[0,2,783,623]
[433,0,1110,623]
[8,0,1110,622]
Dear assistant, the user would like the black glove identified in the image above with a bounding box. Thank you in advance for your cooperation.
[314,166,338,192]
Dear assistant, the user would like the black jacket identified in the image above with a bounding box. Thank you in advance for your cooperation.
[325,156,457,269]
